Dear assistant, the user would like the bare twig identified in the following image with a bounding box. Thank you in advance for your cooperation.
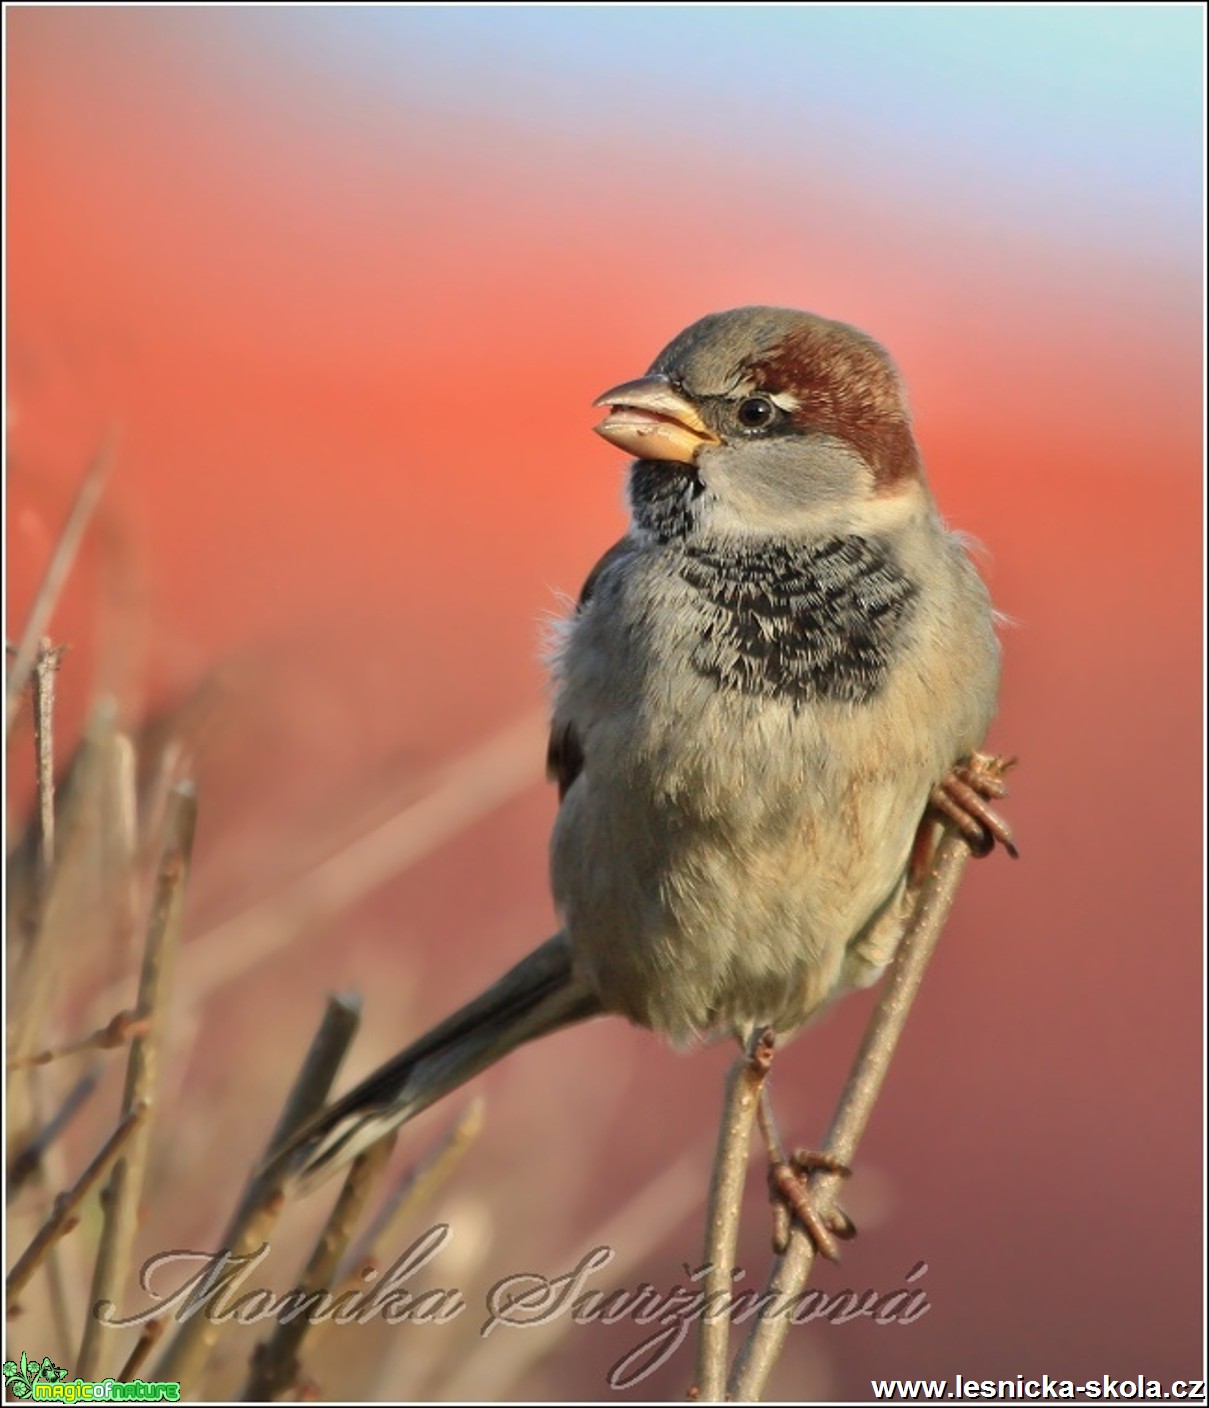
[154,991,362,1393]
[243,1134,398,1401]
[118,1320,163,1382]
[15,1069,84,1351]
[287,1100,486,1387]
[101,728,141,974]
[6,436,113,735]
[22,640,73,1340]
[8,701,117,1064]
[7,1067,102,1199]
[727,830,974,1400]
[77,783,198,1378]
[257,995,365,1185]
[147,710,548,1007]
[7,1102,148,1301]
[40,1197,78,1355]
[694,1030,774,1400]
[7,1011,151,1071]
[31,639,64,890]
[7,691,122,1353]
[335,1097,485,1288]
[437,1140,711,1402]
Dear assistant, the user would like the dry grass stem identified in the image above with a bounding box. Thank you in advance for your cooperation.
[154,991,362,1393]
[77,783,198,1379]
[243,1134,398,1401]
[726,830,974,1400]
[6,436,113,735]
[7,1101,149,1302]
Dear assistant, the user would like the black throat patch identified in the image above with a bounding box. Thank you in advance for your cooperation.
[629,462,704,540]
[678,535,917,705]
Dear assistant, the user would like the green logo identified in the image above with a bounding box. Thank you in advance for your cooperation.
[2,1353,181,1402]
[3,1352,68,1398]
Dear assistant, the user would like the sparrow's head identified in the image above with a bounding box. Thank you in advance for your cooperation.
[594,307,925,538]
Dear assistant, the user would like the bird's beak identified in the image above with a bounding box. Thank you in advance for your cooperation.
[592,375,720,464]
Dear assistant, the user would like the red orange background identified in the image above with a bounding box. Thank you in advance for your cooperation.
[6,8,1203,1401]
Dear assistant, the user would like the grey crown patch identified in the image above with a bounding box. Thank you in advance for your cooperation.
[678,536,918,705]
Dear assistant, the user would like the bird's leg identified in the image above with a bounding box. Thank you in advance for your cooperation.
[749,1031,855,1261]
[929,752,1018,859]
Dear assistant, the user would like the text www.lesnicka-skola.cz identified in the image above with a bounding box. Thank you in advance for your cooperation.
[869,1376,1205,1401]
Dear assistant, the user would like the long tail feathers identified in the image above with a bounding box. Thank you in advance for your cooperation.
[269,933,602,1192]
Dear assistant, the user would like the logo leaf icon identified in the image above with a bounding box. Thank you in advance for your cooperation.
[2,1350,63,1398]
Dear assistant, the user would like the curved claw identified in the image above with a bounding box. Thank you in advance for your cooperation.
[768,1155,856,1260]
[931,753,1019,859]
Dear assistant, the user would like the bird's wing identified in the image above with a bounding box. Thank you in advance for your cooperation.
[546,537,633,800]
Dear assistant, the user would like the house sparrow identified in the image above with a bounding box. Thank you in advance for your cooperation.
[274,307,1012,1246]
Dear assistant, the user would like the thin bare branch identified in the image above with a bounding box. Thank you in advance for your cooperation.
[283,1100,486,1386]
[260,996,365,1166]
[7,1011,150,1071]
[118,1320,164,1383]
[6,436,113,735]
[694,1030,774,1400]
[7,1067,102,1199]
[436,1140,710,1402]
[155,709,548,1006]
[8,700,118,1067]
[727,830,974,1401]
[32,639,65,890]
[154,990,362,1393]
[77,783,198,1379]
[101,728,142,974]
[7,1101,148,1301]
[336,1096,485,1287]
[14,1067,86,1351]
[243,1134,398,1401]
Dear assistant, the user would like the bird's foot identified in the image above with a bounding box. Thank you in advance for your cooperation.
[930,752,1018,858]
[767,1149,855,1261]
[750,1054,855,1262]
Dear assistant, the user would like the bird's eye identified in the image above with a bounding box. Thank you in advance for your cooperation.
[736,395,776,429]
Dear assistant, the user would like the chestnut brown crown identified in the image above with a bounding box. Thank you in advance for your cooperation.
[648,306,921,491]
[594,307,923,502]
